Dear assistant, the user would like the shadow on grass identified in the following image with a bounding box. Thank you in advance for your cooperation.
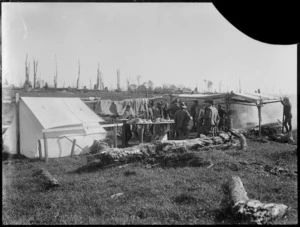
[71,152,215,174]
[2,152,44,165]
[213,182,241,225]
[172,193,199,205]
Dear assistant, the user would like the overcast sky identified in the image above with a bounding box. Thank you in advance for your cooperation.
[2,3,297,95]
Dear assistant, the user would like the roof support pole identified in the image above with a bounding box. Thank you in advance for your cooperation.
[257,104,262,138]
[113,124,118,148]
[70,139,76,157]
[43,132,49,162]
[16,93,20,155]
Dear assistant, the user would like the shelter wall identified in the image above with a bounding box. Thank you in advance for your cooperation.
[19,100,44,158]
[39,133,107,158]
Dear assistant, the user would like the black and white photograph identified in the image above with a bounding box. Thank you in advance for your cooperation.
[2,2,298,225]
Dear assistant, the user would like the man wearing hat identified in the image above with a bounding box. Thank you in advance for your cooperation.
[174,102,192,140]
[280,97,292,133]
[122,104,134,146]
[217,104,227,131]
[196,103,206,137]
[167,99,181,139]
[167,99,181,120]
[203,99,219,136]
[191,99,200,132]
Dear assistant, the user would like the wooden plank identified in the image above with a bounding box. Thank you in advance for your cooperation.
[82,100,98,103]
[43,132,49,162]
[102,123,123,128]
[70,139,76,157]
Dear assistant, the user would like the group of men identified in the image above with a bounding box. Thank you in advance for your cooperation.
[168,98,227,140]
[122,96,293,146]
[122,100,171,146]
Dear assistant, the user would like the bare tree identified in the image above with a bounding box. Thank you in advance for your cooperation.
[77,58,80,89]
[147,80,154,91]
[96,63,100,90]
[126,76,130,92]
[207,80,213,92]
[33,59,38,88]
[137,75,141,87]
[54,55,58,89]
[117,69,120,91]
[24,54,32,89]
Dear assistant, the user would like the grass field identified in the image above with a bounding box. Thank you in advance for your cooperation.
[2,88,298,224]
[2,136,298,225]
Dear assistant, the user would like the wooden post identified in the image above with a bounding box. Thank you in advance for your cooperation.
[70,139,76,156]
[43,132,49,162]
[38,139,42,160]
[140,125,144,144]
[257,104,262,138]
[113,124,118,148]
[282,105,285,133]
[16,93,20,155]
[122,120,126,148]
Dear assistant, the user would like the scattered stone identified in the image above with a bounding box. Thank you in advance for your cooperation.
[34,168,59,188]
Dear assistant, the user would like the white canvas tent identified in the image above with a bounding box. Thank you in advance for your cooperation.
[3,97,107,159]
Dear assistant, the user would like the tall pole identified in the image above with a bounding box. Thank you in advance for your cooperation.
[258,104,262,138]
[54,55,58,89]
[77,58,80,89]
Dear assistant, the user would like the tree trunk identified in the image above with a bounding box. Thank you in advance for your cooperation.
[228,176,288,224]
[229,129,247,150]
[228,175,249,205]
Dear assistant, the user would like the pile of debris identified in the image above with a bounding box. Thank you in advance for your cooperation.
[77,132,246,172]
[247,121,296,144]
[248,121,282,137]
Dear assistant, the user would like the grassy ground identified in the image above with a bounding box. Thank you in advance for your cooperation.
[2,137,297,225]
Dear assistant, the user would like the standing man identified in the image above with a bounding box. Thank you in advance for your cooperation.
[281,97,292,133]
[122,105,134,147]
[190,100,200,132]
[161,102,169,119]
[167,99,181,139]
[174,102,192,140]
[152,102,163,121]
[167,99,181,119]
[203,100,219,136]
[217,104,227,131]
[196,104,206,137]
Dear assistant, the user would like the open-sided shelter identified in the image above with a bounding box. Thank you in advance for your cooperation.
[3,97,107,159]
[170,92,281,136]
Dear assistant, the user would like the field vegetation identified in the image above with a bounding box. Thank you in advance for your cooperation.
[2,134,297,225]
